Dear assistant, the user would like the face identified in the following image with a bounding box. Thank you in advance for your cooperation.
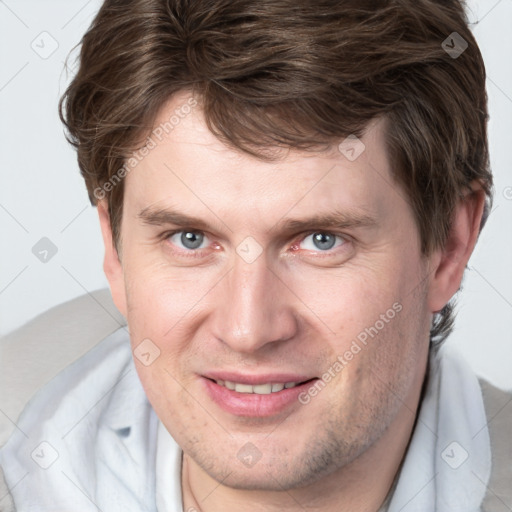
[102,91,437,491]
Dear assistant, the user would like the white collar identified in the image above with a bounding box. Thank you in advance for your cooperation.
[156,420,183,511]
[386,343,491,512]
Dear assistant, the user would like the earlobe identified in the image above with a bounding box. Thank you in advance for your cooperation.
[97,201,128,317]
[427,185,486,314]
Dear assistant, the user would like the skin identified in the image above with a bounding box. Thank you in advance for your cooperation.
[98,90,486,511]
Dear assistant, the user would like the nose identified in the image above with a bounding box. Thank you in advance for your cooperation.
[210,254,299,354]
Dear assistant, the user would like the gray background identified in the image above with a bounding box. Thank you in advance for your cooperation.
[1,0,511,388]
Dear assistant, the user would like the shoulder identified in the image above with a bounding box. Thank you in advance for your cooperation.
[0,289,126,446]
[0,289,129,510]
[0,324,135,460]
[0,326,133,511]
[0,294,153,511]
[479,378,512,511]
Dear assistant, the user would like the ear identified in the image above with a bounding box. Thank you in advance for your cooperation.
[427,183,487,313]
[97,201,128,317]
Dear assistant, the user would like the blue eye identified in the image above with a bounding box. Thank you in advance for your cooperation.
[169,231,208,250]
[300,232,345,251]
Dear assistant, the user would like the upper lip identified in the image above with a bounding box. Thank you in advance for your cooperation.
[203,372,317,385]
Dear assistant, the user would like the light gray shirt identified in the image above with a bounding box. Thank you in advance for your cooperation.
[0,327,495,511]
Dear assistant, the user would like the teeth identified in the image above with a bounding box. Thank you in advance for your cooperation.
[235,383,253,393]
[253,383,272,394]
[215,380,299,394]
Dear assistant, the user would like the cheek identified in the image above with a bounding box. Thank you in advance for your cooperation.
[288,252,428,389]
[336,273,430,410]
[284,258,411,339]
[122,253,218,336]
[122,257,223,403]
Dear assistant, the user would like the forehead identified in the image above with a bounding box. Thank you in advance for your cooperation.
[123,92,403,230]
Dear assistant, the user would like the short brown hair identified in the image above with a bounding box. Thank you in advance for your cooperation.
[59,0,493,344]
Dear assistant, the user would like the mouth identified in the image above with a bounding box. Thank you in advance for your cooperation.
[202,375,319,417]
[209,378,316,394]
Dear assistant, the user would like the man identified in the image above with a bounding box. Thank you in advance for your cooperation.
[0,0,510,510]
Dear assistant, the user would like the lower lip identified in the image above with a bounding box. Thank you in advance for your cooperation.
[202,378,318,417]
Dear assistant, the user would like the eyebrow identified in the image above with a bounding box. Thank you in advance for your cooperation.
[274,209,377,234]
[137,206,377,234]
[138,206,227,232]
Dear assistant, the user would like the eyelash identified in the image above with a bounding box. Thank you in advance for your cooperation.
[291,231,347,257]
[161,229,214,259]
[161,229,349,259]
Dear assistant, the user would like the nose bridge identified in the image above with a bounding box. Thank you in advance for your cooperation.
[212,255,297,352]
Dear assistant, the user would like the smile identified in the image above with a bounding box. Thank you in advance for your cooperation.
[214,380,303,394]
[203,376,319,417]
